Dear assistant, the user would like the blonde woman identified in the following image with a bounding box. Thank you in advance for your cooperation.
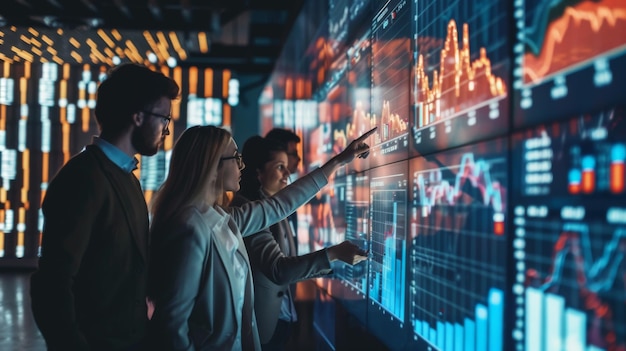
[146,125,375,351]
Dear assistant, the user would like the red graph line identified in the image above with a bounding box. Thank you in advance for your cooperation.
[335,99,407,147]
[528,230,626,350]
[414,20,506,126]
[416,154,505,215]
[375,100,408,143]
[523,0,626,83]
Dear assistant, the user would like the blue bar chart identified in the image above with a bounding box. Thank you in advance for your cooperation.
[408,139,508,351]
[368,162,408,323]
[512,109,626,351]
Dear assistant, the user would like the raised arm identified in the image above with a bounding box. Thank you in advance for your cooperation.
[320,127,377,178]
[232,128,377,237]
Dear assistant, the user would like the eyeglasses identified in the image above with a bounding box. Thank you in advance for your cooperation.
[220,152,245,170]
[142,110,172,130]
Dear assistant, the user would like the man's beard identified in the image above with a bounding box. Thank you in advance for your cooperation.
[131,124,162,156]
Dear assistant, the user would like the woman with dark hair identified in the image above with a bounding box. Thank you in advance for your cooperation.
[231,135,367,351]
[147,126,375,351]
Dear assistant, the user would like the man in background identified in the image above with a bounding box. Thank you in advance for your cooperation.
[30,63,179,351]
[266,127,317,351]
[265,128,302,247]
[266,128,301,174]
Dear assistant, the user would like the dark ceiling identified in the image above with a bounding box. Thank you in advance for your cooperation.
[0,0,306,76]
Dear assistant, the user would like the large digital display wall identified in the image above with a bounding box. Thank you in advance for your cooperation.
[263,0,626,350]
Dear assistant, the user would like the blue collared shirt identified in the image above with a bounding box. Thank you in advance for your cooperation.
[92,137,139,173]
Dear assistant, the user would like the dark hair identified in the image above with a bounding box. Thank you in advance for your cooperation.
[95,63,180,136]
[238,136,288,201]
[265,128,301,145]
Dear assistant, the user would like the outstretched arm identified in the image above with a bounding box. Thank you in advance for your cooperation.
[244,232,368,285]
[320,127,377,178]
[326,241,368,265]
[233,127,378,237]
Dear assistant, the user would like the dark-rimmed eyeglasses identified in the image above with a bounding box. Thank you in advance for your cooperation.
[142,110,172,130]
[220,152,245,170]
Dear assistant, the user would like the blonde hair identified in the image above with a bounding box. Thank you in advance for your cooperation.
[150,125,232,224]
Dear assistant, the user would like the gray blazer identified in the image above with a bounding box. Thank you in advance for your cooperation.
[147,168,328,351]
[231,192,333,344]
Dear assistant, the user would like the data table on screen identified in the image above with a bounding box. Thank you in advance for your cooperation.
[512,107,626,351]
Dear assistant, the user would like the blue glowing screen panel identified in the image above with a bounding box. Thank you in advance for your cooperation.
[366,160,410,349]
[407,138,508,351]
[316,171,370,325]
[512,106,626,351]
[260,0,626,349]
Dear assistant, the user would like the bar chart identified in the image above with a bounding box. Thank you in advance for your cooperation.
[408,139,508,351]
[368,161,408,323]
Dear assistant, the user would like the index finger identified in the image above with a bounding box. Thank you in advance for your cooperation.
[356,127,377,142]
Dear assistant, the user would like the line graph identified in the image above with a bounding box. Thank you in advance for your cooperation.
[514,0,626,126]
[413,20,506,127]
[414,152,506,235]
[347,28,372,173]
[411,0,509,156]
[539,224,625,294]
[522,0,626,84]
[517,220,626,351]
[408,139,508,350]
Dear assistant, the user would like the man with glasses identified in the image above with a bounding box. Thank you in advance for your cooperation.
[30,63,179,351]
[141,110,172,133]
